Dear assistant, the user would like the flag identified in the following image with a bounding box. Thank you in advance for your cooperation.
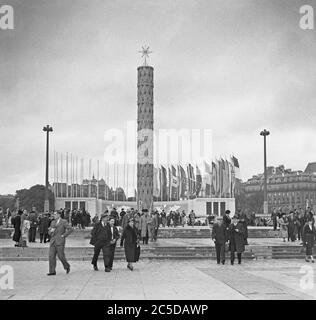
[211,161,217,196]
[187,163,196,198]
[153,167,160,198]
[169,165,179,200]
[231,156,240,179]
[202,161,212,197]
[179,165,187,199]
[160,166,168,201]
[222,159,230,196]
[196,164,202,197]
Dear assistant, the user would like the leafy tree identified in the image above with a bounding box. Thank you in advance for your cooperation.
[0,195,15,211]
[15,184,55,212]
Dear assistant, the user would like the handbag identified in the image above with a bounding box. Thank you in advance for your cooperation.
[135,245,140,262]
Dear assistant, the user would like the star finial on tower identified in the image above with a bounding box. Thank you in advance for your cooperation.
[138,46,152,66]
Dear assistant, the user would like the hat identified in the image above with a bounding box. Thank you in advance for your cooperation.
[232,215,239,219]
[225,210,231,215]
[142,209,148,213]
[128,217,135,223]
[101,213,108,219]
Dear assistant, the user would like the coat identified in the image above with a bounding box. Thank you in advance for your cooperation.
[134,214,141,231]
[211,223,227,245]
[90,222,110,246]
[228,222,246,253]
[48,218,73,246]
[38,216,49,234]
[12,214,21,242]
[303,224,316,249]
[21,219,30,240]
[139,215,152,238]
[120,225,139,262]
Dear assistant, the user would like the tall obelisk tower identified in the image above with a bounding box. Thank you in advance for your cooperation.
[137,46,154,211]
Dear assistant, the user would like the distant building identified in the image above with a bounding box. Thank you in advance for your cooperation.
[243,164,316,211]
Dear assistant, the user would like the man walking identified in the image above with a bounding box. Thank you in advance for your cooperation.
[211,216,227,264]
[28,210,38,243]
[90,214,111,272]
[47,211,73,276]
[106,217,120,270]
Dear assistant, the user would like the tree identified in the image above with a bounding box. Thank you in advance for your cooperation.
[15,184,55,212]
[0,195,15,211]
[235,190,264,214]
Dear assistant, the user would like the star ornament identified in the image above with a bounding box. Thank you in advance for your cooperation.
[138,46,152,66]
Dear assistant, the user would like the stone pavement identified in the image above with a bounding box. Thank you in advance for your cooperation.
[0,259,315,300]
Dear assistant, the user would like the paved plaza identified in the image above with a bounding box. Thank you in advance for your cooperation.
[0,259,315,300]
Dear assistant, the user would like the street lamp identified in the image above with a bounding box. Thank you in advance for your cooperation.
[43,125,53,213]
[260,129,270,215]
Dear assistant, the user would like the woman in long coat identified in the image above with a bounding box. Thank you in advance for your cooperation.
[228,216,246,265]
[120,218,139,271]
[278,214,288,242]
[303,219,316,263]
[139,212,151,244]
[20,211,30,247]
[12,210,22,246]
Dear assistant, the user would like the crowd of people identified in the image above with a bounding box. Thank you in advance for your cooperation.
[8,208,91,247]
[4,204,316,270]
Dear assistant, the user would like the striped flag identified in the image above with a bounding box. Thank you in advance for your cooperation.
[196,164,202,197]
[179,165,187,199]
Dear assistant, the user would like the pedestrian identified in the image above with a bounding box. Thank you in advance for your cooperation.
[133,211,141,234]
[12,210,22,247]
[223,210,231,239]
[147,213,155,242]
[38,213,50,243]
[119,208,126,226]
[47,211,73,276]
[106,217,120,270]
[20,210,30,247]
[120,218,140,271]
[228,215,246,265]
[303,219,316,263]
[90,214,111,272]
[28,210,38,243]
[121,210,132,231]
[152,211,159,242]
[278,213,288,242]
[271,208,278,231]
[139,210,149,244]
[211,216,227,265]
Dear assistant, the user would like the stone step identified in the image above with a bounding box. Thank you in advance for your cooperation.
[0,227,283,239]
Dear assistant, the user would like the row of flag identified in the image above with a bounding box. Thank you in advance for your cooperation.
[153,156,240,200]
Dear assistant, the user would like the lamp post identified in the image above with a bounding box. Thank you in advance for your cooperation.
[260,129,270,215]
[43,125,53,213]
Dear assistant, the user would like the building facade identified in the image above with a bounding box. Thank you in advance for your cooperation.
[244,163,316,211]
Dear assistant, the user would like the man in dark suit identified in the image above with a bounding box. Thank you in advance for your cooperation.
[211,216,227,264]
[106,217,120,270]
[90,214,111,272]
[47,211,73,275]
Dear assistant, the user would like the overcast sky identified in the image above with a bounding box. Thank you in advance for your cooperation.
[0,0,315,195]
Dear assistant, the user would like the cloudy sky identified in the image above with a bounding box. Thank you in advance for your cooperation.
[0,0,315,195]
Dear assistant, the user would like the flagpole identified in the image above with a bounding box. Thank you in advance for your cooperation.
[97,159,99,200]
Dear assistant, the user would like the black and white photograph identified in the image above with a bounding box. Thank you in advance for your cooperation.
[0,0,316,307]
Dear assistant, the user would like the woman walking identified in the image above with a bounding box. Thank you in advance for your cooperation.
[278,213,288,242]
[20,210,30,247]
[120,218,140,271]
[228,215,246,265]
[12,210,22,247]
[303,219,316,263]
